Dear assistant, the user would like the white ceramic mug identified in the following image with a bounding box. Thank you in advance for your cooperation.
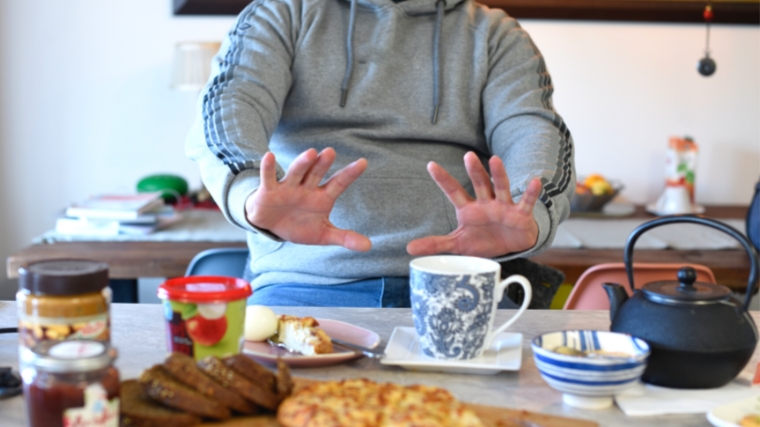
[409,255,532,360]
[655,186,693,214]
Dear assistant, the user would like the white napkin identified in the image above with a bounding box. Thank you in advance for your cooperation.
[550,225,583,248]
[615,380,759,416]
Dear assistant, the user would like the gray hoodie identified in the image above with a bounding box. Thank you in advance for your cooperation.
[186,0,575,289]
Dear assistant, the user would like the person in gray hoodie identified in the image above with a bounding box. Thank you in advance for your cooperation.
[186,0,575,307]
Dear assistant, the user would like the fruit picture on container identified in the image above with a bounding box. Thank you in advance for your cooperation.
[185,303,228,346]
[166,298,247,359]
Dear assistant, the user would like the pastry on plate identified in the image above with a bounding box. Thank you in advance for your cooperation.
[271,315,333,356]
[277,378,484,427]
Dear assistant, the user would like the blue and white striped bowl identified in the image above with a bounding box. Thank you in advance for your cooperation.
[532,330,649,406]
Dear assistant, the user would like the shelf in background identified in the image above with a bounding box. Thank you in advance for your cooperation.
[172,0,760,24]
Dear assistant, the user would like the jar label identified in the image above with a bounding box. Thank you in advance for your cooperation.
[49,341,106,359]
[62,383,119,427]
[18,313,110,349]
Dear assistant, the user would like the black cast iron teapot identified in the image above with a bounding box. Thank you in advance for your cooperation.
[603,216,759,389]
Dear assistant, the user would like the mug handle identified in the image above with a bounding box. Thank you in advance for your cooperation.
[484,274,532,349]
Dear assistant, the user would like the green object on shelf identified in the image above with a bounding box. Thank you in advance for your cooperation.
[137,174,189,201]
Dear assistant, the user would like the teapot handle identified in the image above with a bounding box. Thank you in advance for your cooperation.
[624,215,759,311]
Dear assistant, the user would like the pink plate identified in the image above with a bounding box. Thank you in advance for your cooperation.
[242,318,380,368]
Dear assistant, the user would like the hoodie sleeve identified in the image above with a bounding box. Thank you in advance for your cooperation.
[482,17,576,259]
[185,0,297,237]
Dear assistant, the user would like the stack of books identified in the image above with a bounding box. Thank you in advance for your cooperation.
[56,192,181,236]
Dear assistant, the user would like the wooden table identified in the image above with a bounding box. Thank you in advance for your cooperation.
[6,205,751,290]
[0,303,756,426]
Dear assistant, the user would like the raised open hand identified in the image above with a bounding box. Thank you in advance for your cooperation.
[245,148,372,252]
[406,151,541,258]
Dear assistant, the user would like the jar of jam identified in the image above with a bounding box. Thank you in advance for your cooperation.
[21,340,120,427]
[17,259,111,350]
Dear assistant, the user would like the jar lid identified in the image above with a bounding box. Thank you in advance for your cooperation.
[18,259,109,296]
[21,340,116,373]
[642,266,731,304]
[157,276,252,303]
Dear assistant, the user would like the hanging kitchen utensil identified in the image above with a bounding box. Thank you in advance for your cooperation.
[698,3,717,76]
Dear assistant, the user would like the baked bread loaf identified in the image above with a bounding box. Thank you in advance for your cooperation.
[120,379,201,427]
[272,315,333,356]
[198,355,280,411]
[139,365,231,420]
[278,378,484,427]
[163,352,258,415]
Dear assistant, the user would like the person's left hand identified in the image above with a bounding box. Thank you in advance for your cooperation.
[406,151,542,258]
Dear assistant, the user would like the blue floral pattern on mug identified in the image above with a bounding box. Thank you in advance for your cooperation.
[410,269,496,359]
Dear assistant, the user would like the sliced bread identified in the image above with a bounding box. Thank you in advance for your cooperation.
[139,365,231,420]
[275,358,294,400]
[163,352,258,415]
[222,354,276,391]
[198,356,280,411]
[120,379,201,427]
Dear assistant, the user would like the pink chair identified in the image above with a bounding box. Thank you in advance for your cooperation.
[563,263,717,310]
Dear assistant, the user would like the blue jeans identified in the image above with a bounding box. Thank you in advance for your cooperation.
[248,277,412,308]
[248,277,520,309]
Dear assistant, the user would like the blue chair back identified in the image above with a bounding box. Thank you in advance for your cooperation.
[185,247,250,278]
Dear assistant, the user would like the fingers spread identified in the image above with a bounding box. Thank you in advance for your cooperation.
[489,156,512,203]
[303,148,336,187]
[322,227,372,252]
[324,158,368,200]
[259,152,278,191]
[428,161,471,209]
[518,177,543,214]
[283,148,318,186]
[464,152,493,201]
[406,235,455,256]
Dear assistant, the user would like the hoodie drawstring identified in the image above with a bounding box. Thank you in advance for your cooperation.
[340,0,358,107]
[340,0,445,126]
[432,0,445,124]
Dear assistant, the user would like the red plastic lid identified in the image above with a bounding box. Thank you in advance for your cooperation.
[157,276,252,303]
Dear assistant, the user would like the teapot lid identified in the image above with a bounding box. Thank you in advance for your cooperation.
[642,266,731,305]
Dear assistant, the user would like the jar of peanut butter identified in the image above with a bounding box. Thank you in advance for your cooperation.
[16,259,111,351]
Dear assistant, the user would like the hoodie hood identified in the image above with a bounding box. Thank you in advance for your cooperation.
[339,0,467,123]
[339,0,467,15]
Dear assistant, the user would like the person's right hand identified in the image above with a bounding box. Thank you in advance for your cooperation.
[244,148,372,252]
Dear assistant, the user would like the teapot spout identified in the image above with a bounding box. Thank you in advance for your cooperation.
[602,282,628,322]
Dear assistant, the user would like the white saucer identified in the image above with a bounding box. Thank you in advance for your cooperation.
[646,203,705,216]
[707,393,760,427]
[380,327,522,375]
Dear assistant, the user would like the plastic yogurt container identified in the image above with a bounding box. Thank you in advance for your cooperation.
[158,276,252,360]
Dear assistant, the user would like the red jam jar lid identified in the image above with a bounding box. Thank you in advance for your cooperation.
[157,276,252,303]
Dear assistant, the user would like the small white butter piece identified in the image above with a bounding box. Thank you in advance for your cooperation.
[244,305,278,342]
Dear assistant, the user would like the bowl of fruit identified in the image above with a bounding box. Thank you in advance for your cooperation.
[571,174,623,213]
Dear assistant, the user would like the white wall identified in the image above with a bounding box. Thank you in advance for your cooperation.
[0,1,758,298]
[521,20,760,205]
